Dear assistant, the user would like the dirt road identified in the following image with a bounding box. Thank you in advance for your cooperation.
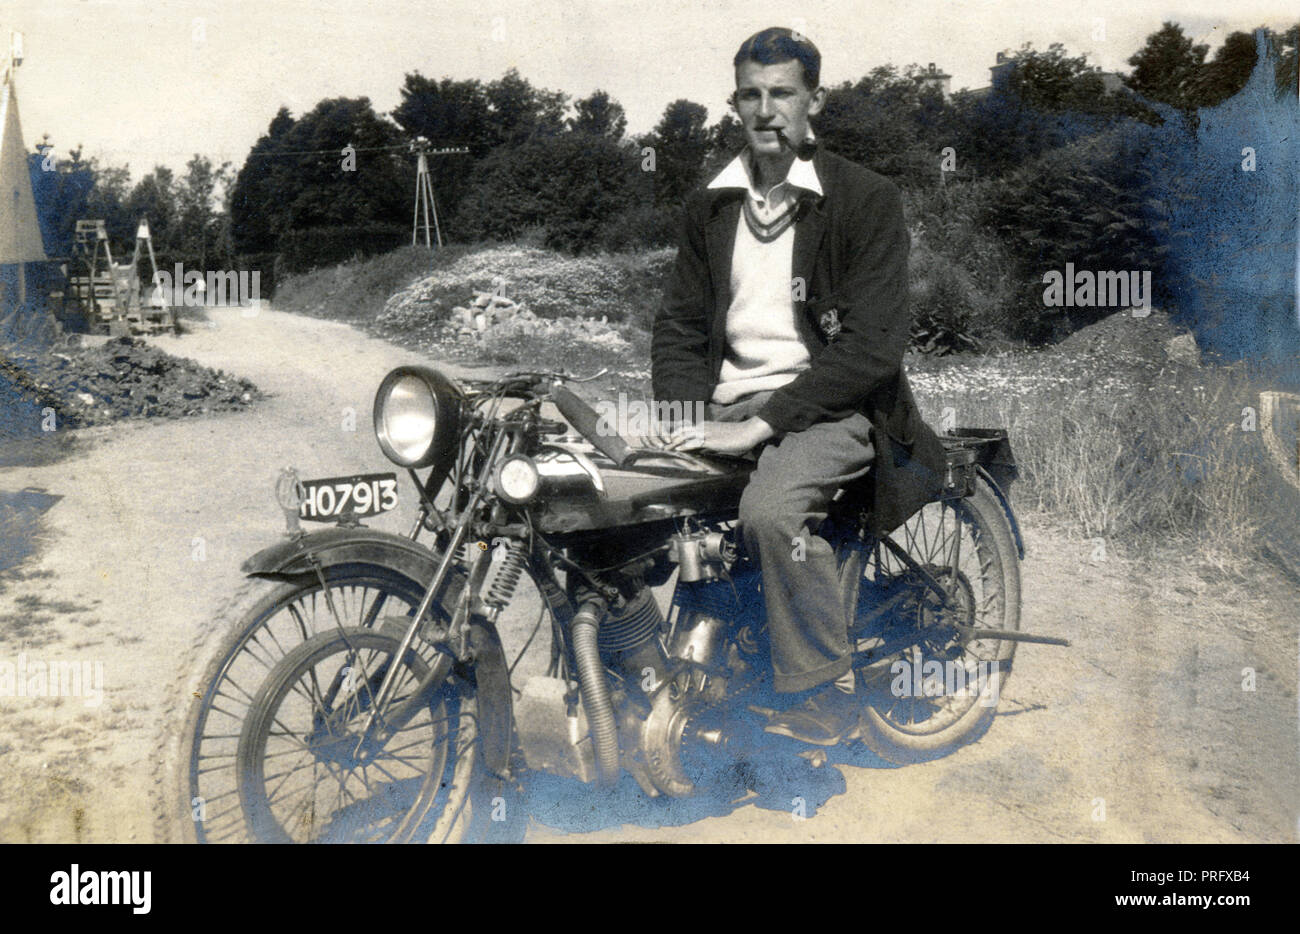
[0,307,1294,843]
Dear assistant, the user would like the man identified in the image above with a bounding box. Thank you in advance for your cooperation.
[651,26,945,745]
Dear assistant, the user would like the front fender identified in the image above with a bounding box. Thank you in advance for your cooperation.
[239,526,514,777]
[240,526,443,585]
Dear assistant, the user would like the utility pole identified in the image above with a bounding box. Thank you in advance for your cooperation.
[410,137,469,248]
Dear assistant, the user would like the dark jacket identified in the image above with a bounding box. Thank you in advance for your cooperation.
[651,146,945,534]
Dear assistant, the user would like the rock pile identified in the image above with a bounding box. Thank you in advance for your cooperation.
[447,288,629,349]
[1,337,261,430]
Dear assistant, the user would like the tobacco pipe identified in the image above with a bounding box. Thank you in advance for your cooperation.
[774,128,817,160]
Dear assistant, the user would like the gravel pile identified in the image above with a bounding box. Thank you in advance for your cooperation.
[1,337,262,431]
[379,281,631,352]
[1055,308,1187,367]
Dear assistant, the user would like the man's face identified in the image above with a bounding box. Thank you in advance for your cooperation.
[733,59,825,158]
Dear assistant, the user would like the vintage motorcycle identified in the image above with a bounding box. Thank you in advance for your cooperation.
[178,365,1067,843]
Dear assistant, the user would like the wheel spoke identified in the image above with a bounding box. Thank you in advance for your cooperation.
[845,482,1016,746]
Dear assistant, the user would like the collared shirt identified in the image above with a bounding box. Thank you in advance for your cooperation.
[706,133,823,228]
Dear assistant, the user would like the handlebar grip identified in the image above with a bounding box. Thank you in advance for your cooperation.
[550,382,632,468]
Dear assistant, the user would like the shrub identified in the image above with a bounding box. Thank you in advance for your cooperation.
[903,182,1018,349]
[907,252,982,355]
[980,121,1169,339]
[593,203,681,253]
[453,135,651,255]
[277,224,410,274]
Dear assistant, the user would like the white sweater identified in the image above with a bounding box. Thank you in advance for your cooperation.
[711,215,813,405]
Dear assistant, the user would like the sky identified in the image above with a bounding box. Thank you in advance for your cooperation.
[3,0,1298,180]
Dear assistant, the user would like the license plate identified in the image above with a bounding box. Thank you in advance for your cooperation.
[298,473,398,521]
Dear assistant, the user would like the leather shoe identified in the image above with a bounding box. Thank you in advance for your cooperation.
[764,682,860,746]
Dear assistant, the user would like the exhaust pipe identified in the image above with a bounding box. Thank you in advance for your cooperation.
[571,597,620,787]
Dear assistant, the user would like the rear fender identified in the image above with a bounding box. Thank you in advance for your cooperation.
[947,428,1023,561]
[975,465,1024,560]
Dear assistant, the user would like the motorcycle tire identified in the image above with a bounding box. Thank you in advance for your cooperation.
[236,626,493,843]
[841,475,1021,764]
[175,563,520,843]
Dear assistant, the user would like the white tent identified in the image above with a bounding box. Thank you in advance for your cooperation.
[1,63,47,314]
[1,68,45,263]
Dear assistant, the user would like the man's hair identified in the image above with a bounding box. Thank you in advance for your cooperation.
[733,27,821,90]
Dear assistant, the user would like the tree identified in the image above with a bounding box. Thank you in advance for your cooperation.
[702,112,746,178]
[81,160,133,246]
[27,141,96,257]
[229,97,409,262]
[1185,30,1258,107]
[453,133,646,253]
[175,155,233,266]
[642,99,710,206]
[230,107,295,254]
[276,98,407,233]
[1125,22,1208,109]
[484,68,568,148]
[1273,24,1299,101]
[568,90,627,139]
[815,67,936,181]
[392,73,491,150]
[390,74,490,219]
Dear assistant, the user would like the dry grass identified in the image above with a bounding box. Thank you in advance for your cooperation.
[910,340,1281,574]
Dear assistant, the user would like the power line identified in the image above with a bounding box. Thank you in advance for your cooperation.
[41,142,473,163]
[244,143,413,157]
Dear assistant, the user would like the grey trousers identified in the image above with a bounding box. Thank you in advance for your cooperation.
[707,391,876,693]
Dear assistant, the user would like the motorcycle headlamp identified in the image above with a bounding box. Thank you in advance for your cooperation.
[373,366,464,469]
[493,455,541,504]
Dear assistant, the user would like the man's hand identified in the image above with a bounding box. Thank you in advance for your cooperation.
[644,415,679,450]
[659,416,775,455]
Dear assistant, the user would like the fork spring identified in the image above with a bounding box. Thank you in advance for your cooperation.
[483,540,529,608]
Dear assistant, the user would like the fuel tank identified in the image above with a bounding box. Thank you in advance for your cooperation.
[532,444,754,534]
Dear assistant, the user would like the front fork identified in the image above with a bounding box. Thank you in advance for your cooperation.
[342,430,516,749]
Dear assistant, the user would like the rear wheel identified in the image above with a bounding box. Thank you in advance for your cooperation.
[837,477,1020,763]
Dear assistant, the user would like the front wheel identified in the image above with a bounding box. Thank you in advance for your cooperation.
[838,476,1021,763]
[236,626,484,843]
[177,562,520,843]
[178,565,429,843]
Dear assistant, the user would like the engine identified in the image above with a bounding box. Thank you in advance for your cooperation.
[596,589,669,693]
[523,525,761,795]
